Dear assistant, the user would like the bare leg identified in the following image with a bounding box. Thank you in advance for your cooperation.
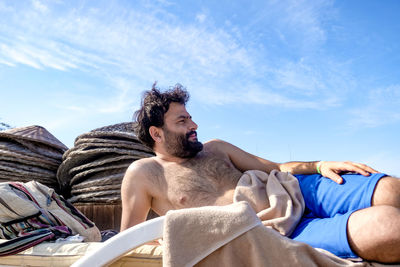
[347,176,400,263]
[347,205,400,263]
[372,176,400,207]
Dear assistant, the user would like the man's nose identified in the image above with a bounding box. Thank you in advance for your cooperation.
[189,120,198,131]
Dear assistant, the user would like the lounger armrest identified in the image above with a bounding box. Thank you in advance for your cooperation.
[71,216,165,267]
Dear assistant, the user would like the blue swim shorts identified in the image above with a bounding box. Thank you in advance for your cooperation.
[290,172,387,258]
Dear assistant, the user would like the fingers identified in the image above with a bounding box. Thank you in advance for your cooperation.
[325,170,343,184]
[345,161,378,176]
[321,161,379,184]
[353,162,379,174]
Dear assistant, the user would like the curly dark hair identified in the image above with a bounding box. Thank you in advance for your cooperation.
[133,83,189,148]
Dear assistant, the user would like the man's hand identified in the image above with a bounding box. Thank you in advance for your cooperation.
[318,161,379,184]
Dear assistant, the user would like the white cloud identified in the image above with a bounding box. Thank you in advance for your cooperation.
[243,130,258,135]
[97,77,141,114]
[196,13,206,23]
[282,0,330,46]
[0,58,15,67]
[0,1,259,103]
[274,59,326,95]
[1,44,41,69]
[1,42,81,70]
[5,3,248,79]
[348,85,400,128]
[0,1,13,12]
[368,84,400,103]
[0,0,354,114]
[246,0,334,50]
[155,0,174,6]
[192,82,322,109]
[64,106,86,112]
[32,0,48,13]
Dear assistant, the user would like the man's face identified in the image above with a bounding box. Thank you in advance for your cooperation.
[161,103,203,158]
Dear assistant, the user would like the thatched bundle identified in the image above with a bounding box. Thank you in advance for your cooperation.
[57,122,154,204]
[0,125,67,190]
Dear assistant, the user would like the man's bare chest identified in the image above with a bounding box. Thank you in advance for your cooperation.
[160,151,242,208]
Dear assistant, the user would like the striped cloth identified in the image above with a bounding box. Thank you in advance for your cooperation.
[0,181,99,256]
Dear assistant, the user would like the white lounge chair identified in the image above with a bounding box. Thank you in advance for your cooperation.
[71,216,165,267]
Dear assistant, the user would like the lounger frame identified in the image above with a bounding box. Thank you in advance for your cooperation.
[71,216,165,267]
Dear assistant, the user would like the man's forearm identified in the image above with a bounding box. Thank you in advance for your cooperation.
[278,160,378,184]
[279,161,320,175]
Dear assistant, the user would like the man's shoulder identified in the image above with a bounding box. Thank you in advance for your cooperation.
[204,139,231,151]
[126,157,161,178]
[130,156,158,166]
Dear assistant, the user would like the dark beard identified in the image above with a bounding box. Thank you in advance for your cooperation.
[163,128,203,158]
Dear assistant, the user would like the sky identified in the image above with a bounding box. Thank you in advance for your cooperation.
[1,0,399,176]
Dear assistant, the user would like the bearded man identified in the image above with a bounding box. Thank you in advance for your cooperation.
[120,84,400,263]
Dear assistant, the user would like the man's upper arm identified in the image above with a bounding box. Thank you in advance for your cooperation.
[206,139,280,173]
[120,161,152,231]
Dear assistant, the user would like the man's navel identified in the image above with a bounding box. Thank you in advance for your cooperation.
[179,195,187,205]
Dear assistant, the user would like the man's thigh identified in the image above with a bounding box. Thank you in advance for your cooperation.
[294,172,386,217]
[347,205,400,262]
[371,176,400,207]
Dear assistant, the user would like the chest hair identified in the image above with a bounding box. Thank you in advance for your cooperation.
[165,151,242,206]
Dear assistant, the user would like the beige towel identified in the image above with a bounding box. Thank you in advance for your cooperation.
[163,201,394,267]
[163,202,261,267]
[234,169,305,236]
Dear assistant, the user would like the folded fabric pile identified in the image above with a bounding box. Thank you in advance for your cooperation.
[57,122,154,203]
[0,126,67,191]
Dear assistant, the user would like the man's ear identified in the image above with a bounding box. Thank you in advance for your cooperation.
[149,126,162,143]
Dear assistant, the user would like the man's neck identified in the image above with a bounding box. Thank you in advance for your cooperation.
[154,150,189,164]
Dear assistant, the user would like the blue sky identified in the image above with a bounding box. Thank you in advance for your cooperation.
[1,0,399,176]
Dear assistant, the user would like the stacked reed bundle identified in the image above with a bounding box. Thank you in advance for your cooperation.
[56,122,155,230]
[0,126,67,191]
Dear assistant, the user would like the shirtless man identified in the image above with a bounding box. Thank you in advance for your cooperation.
[121,84,400,263]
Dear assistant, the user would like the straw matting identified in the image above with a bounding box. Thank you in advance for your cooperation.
[68,193,121,204]
[68,155,137,176]
[71,184,121,195]
[70,164,130,186]
[58,122,154,202]
[0,174,57,189]
[57,148,152,190]
[71,172,125,190]
[74,138,152,152]
[0,160,56,178]
[12,138,63,160]
[0,151,59,170]
[0,125,68,151]
[62,141,152,160]
[0,170,58,188]
[74,131,139,144]
[92,122,134,131]
[0,126,66,191]
[0,142,60,166]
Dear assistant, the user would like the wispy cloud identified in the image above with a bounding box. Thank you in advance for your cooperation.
[0,57,15,67]
[244,0,334,50]
[0,42,79,70]
[196,13,206,23]
[196,83,330,109]
[0,0,355,113]
[348,84,400,128]
[32,0,49,13]
[97,76,141,114]
[281,0,332,47]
